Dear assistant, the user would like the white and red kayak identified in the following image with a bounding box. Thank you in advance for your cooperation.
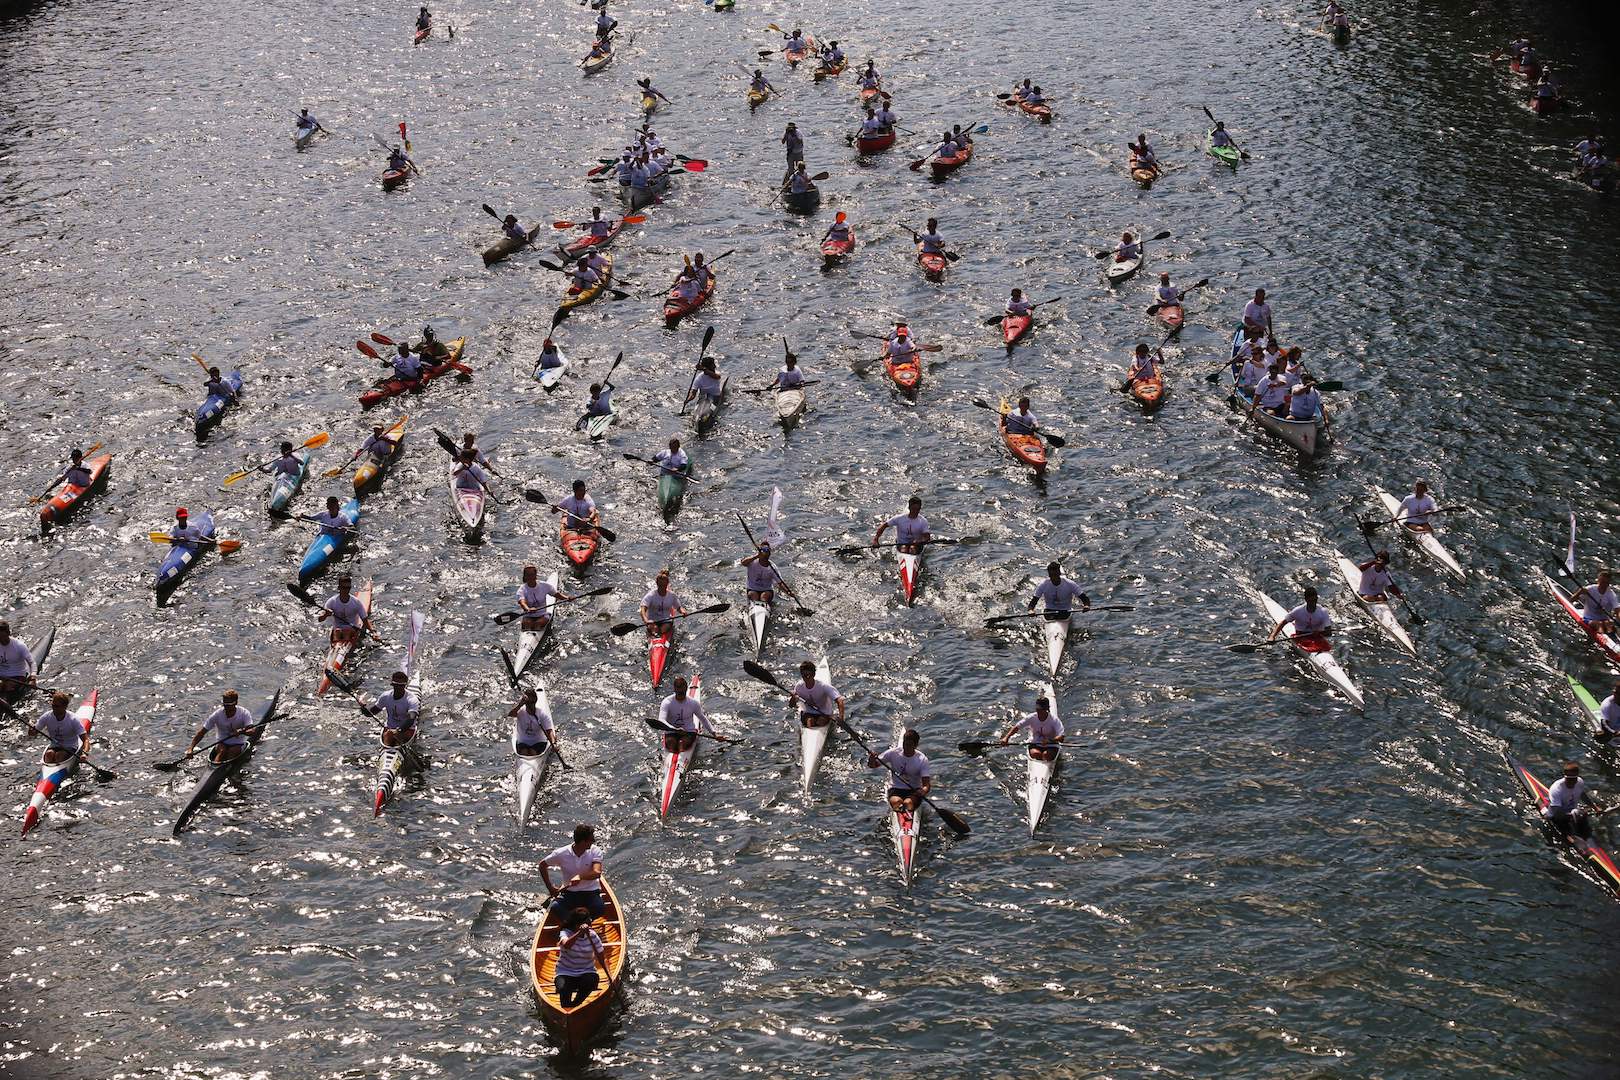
[657,675,701,817]
[1543,570,1620,666]
[22,689,97,836]
[450,479,488,538]
[898,548,922,605]
[891,796,924,885]
[649,626,673,687]
[1258,591,1364,710]
[317,578,373,696]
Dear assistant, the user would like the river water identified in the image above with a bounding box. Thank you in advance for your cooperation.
[3,0,1620,1075]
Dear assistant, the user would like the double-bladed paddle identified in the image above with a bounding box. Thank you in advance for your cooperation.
[492,586,615,625]
[623,452,701,483]
[835,537,969,556]
[984,297,1062,326]
[1202,106,1250,160]
[738,512,813,616]
[522,487,618,544]
[145,533,243,554]
[644,715,742,745]
[610,602,731,637]
[969,397,1067,448]
[1146,278,1209,315]
[982,606,1133,627]
[152,718,279,773]
[679,326,717,417]
[221,433,330,488]
[1092,229,1171,259]
[898,223,962,262]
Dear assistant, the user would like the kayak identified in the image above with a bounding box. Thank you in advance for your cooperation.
[694,374,729,433]
[890,791,924,885]
[359,337,467,408]
[885,351,922,394]
[782,186,821,214]
[648,625,673,687]
[21,688,97,837]
[295,124,317,151]
[155,510,216,603]
[898,546,922,605]
[450,478,487,540]
[1228,329,1325,457]
[381,167,410,191]
[713,0,733,9]
[855,128,895,154]
[1043,614,1070,677]
[858,82,884,107]
[916,245,948,281]
[998,398,1047,477]
[316,577,372,696]
[1026,682,1060,835]
[1104,237,1143,283]
[585,407,615,440]
[1157,303,1185,331]
[1511,58,1541,81]
[513,683,556,828]
[560,521,599,568]
[821,227,855,266]
[373,611,426,816]
[784,37,814,66]
[930,141,973,177]
[173,689,279,835]
[511,571,560,682]
[534,348,569,391]
[267,452,308,515]
[1374,487,1464,580]
[39,452,112,531]
[656,458,690,519]
[1567,675,1612,742]
[1542,571,1620,666]
[1335,556,1417,656]
[664,273,714,328]
[529,876,628,1056]
[1331,22,1350,45]
[194,370,242,438]
[1002,312,1033,350]
[561,256,614,310]
[413,24,430,44]
[1506,753,1620,894]
[657,675,703,816]
[1128,373,1166,412]
[1,625,53,715]
[776,385,807,428]
[562,220,624,258]
[481,226,540,267]
[748,87,770,109]
[297,497,360,584]
[1257,590,1364,710]
[582,46,614,76]
[813,58,846,81]
[1018,99,1052,123]
[353,416,408,494]
[1129,154,1157,187]
[619,171,668,212]
[1206,131,1241,167]
[799,655,834,794]
[1530,93,1560,115]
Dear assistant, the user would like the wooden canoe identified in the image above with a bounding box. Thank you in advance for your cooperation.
[531,877,628,1055]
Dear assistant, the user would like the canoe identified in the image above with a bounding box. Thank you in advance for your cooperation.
[381,167,410,191]
[561,256,614,310]
[194,370,242,438]
[1206,131,1241,167]
[1257,590,1364,710]
[657,460,690,519]
[1375,487,1464,580]
[359,338,466,408]
[776,386,806,428]
[663,274,714,328]
[582,47,614,76]
[562,220,624,257]
[694,374,728,433]
[747,87,770,109]
[1026,682,1060,835]
[482,227,540,267]
[891,792,924,885]
[297,497,361,584]
[797,656,835,794]
[513,687,556,829]
[743,594,770,660]
[1157,303,1185,330]
[560,521,599,568]
[353,416,409,494]
[857,84,884,107]
[316,577,372,696]
[813,58,846,81]
[930,141,973,177]
[619,171,668,213]
[648,625,673,687]
[657,675,702,816]
[530,876,628,1055]
[1128,373,1166,412]
[173,689,279,835]
[1228,329,1324,457]
[585,407,615,441]
[1104,237,1143,283]
[450,478,487,539]
[535,349,570,390]
[998,399,1047,477]
[1002,312,1033,349]
[1018,100,1052,123]
[1,625,53,714]
[20,688,96,837]
[512,571,560,681]
[39,452,111,531]
[821,228,855,266]
[1130,157,1156,187]
[155,510,216,602]
[916,245,947,280]
[855,128,895,154]
[1335,556,1416,656]
[373,612,426,815]
[782,186,821,214]
[1506,753,1620,894]
[267,452,308,515]
[884,351,922,394]
[1043,614,1070,677]
[1542,570,1620,666]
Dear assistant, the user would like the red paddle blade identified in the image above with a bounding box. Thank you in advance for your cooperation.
[356,340,381,359]
[398,121,408,140]
[681,160,708,172]
[371,332,396,346]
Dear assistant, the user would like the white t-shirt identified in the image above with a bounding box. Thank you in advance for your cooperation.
[32,707,85,751]
[1285,604,1332,635]
[887,513,930,545]
[1544,776,1587,812]
[325,594,368,629]
[1357,564,1394,597]
[545,844,604,893]
[1243,299,1272,327]
[745,561,778,592]
[1600,695,1620,735]
[658,694,712,733]
[792,679,842,718]
[514,703,554,744]
[375,690,419,729]
[0,639,34,679]
[519,580,560,613]
[202,704,258,747]
[1398,493,1437,526]
[1033,579,1085,611]
[1579,585,1619,622]
[878,747,931,790]
[1012,710,1064,744]
[559,495,596,528]
[642,589,680,622]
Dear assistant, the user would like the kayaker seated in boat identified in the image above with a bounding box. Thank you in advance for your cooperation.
[578,382,614,429]
[680,252,714,290]
[552,906,611,1008]
[874,496,932,555]
[1129,135,1160,174]
[451,448,488,492]
[1328,10,1349,31]
[296,108,320,133]
[1267,587,1333,652]
[641,570,685,640]
[860,65,881,91]
[636,77,670,106]
[1003,397,1040,436]
[686,357,726,408]
[387,146,413,174]
[653,436,690,477]
[887,327,920,364]
[1395,480,1438,533]
[168,506,210,546]
[388,342,422,382]
[458,432,495,471]
[784,162,816,195]
[415,325,450,362]
[869,729,931,814]
[542,823,605,917]
[874,101,897,129]
[595,8,616,38]
[613,155,638,185]
[1517,45,1538,68]
[1011,78,1032,101]
[782,123,804,167]
[1127,344,1160,384]
[28,691,88,767]
[0,620,37,694]
[999,695,1064,762]
[586,37,612,61]
[62,448,94,489]
[578,248,611,281]
[783,28,809,53]
[932,131,958,159]
[1576,571,1620,636]
[1542,762,1607,839]
[416,7,431,30]
[185,689,258,765]
[511,686,556,756]
[260,442,301,480]
[536,338,565,376]
[822,214,853,248]
[918,219,947,255]
[371,670,420,748]
[362,423,400,464]
[743,543,780,603]
[671,272,703,306]
[203,366,238,403]
[859,109,888,137]
[1533,74,1559,103]
[555,480,599,536]
[1251,361,1291,417]
[1597,684,1620,742]
[1155,272,1182,307]
[1285,375,1321,421]
[1029,561,1090,619]
[1210,122,1238,151]
[303,496,354,543]
[821,41,845,67]
[319,574,372,648]
[659,675,713,756]
[749,70,773,97]
[792,659,844,731]
[1113,232,1140,264]
[775,354,806,390]
[500,214,528,243]
[570,260,603,292]
[1353,551,1402,603]
[1575,135,1604,160]
[517,564,567,632]
[1021,87,1045,107]
[584,206,615,238]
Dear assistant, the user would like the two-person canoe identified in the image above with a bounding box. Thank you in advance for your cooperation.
[930,141,973,177]
[530,876,628,1055]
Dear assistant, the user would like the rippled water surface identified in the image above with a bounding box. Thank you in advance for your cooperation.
[4,0,1620,1075]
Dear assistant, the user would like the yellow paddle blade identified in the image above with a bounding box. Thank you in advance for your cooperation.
[321,466,344,478]
[190,352,211,374]
[303,432,331,449]
[220,469,253,487]
[147,531,171,543]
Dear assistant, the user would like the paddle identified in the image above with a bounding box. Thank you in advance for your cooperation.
[738,512,813,616]
[221,433,330,487]
[836,718,970,834]
[834,537,969,557]
[678,326,717,417]
[551,214,645,229]
[849,330,945,351]
[522,487,618,544]
[146,533,242,554]
[1146,278,1210,315]
[741,380,818,394]
[898,223,961,262]
[1226,630,1347,653]
[28,442,105,503]
[1091,229,1171,260]
[970,397,1067,448]
[152,718,281,772]
[982,606,1134,627]
[322,668,388,722]
[1201,106,1250,160]
[906,123,988,171]
[644,715,742,745]
[188,353,213,376]
[284,585,389,645]
[1346,509,1427,627]
[500,691,576,770]
[957,739,1027,756]
[623,452,702,483]
[1357,506,1468,532]
[492,587,616,625]
[984,297,1062,327]
[610,602,732,637]
[276,514,360,535]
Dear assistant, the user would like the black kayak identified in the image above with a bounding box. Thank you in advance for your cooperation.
[0,624,54,715]
[173,689,281,835]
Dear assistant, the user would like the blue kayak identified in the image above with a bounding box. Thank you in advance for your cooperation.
[195,370,243,438]
[268,452,310,515]
[155,510,216,601]
[297,498,360,584]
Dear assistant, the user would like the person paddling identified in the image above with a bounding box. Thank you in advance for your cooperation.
[386,144,414,176]
[27,691,89,768]
[749,69,773,97]
[1028,561,1090,618]
[917,219,947,258]
[510,686,557,759]
[541,822,605,917]
[1242,288,1273,335]
[1006,289,1032,320]
[791,658,844,735]
[318,574,374,653]
[259,441,304,484]
[640,569,686,642]
[1113,231,1141,264]
[873,496,932,554]
[1352,550,1403,605]
[869,728,931,816]
[554,479,600,538]
[999,695,1063,763]
[535,338,565,379]
[685,356,726,411]
[414,325,449,363]
[577,381,615,429]
[1127,343,1160,385]
[0,620,39,697]
[1003,396,1040,437]
[774,353,806,392]
[1209,121,1238,152]
[1596,683,1620,741]
[1542,762,1607,839]
[594,4,617,39]
[783,161,817,198]
[1129,133,1160,175]
[184,688,260,764]
[821,213,853,250]
[1267,586,1333,651]
[296,109,323,137]
[652,437,690,479]
[782,123,805,171]
[167,507,210,547]
[203,366,238,405]
[517,564,571,634]
[635,77,669,106]
[742,542,782,604]
[362,422,401,467]
[500,214,528,243]
[451,448,488,494]
[370,670,419,749]
[302,496,354,546]
[1576,570,1620,638]
[658,675,714,759]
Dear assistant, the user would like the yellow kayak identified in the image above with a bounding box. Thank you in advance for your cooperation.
[559,255,613,310]
[353,416,408,494]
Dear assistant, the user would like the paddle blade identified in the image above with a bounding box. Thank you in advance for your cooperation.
[680,160,707,172]
[151,759,183,773]
[304,432,331,449]
[610,622,640,637]
[957,740,992,756]
[286,582,316,607]
[1226,643,1263,653]
[935,805,971,835]
[523,488,549,505]
[221,468,252,487]
[356,340,381,360]
[698,602,731,615]
[742,659,787,691]
[371,332,395,346]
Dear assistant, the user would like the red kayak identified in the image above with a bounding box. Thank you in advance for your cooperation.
[855,129,896,154]
[884,352,922,394]
[560,522,599,567]
[413,24,430,44]
[381,168,409,191]
[563,220,625,257]
[821,227,855,266]
[931,141,974,177]
[1003,313,1033,349]
[663,277,715,329]
[1157,304,1184,330]
[1019,100,1052,123]
[648,627,673,687]
[916,245,947,281]
[39,453,112,531]
[359,338,468,409]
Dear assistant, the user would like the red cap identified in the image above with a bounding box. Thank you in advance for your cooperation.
[176,507,188,518]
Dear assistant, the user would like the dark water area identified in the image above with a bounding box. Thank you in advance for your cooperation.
[2,0,1620,1076]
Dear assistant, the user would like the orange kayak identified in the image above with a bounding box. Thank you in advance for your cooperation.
[39,452,112,531]
[884,352,922,393]
[999,400,1046,476]
[560,522,599,567]
[1129,374,1166,412]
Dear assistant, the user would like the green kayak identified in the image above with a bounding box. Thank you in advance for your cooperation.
[1206,132,1241,167]
[657,460,690,519]
[1568,675,1611,739]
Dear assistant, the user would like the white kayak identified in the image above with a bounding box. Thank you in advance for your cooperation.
[891,794,925,886]
[1104,229,1144,282]
[1375,487,1464,581]
[1043,614,1071,677]
[1026,681,1061,835]
[511,571,560,682]
[1258,590,1364,710]
[1334,556,1416,656]
[744,598,771,660]
[694,374,729,432]
[898,548,922,605]
[657,674,702,817]
[585,407,615,441]
[776,385,806,427]
[535,348,569,390]
[799,655,834,795]
[513,678,556,829]
[450,479,487,538]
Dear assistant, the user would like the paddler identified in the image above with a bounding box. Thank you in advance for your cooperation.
[658,674,714,758]
[1209,121,1238,152]
[569,258,603,294]
[584,206,615,239]
[917,218,947,258]
[782,28,809,55]
[386,144,414,176]
[873,496,932,554]
[259,441,303,482]
[1541,762,1607,839]
[540,822,605,917]
[1023,86,1047,107]
[1251,360,1291,417]
[635,77,670,106]
[932,130,958,160]
[640,569,685,641]
[1113,231,1140,264]
[578,380,615,429]
[370,670,419,749]
[950,124,974,150]
[535,338,565,378]
[510,686,557,757]
[554,479,599,537]
[1126,343,1160,384]
[774,353,806,391]
[742,542,782,603]
[301,496,355,545]
[821,212,853,249]
[792,659,844,734]
[749,69,773,97]
[585,35,612,62]
[184,688,259,764]
[1596,683,1620,742]
[1010,78,1032,102]
[203,366,238,405]
[1285,374,1322,421]
[1395,481,1438,532]
[27,691,89,767]
[868,728,931,815]
[60,448,95,490]
[782,123,805,170]
[1266,586,1333,651]
[167,507,210,546]
[783,161,817,198]
[1006,288,1032,319]
[451,448,488,493]
[415,7,431,33]
[859,63,882,92]
[517,564,570,633]
[318,574,374,651]
[1576,570,1620,637]
[652,436,690,479]
[415,325,449,362]
[886,326,919,366]
[858,108,887,138]
[1003,396,1040,436]
[295,108,322,136]
[1129,134,1160,175]
[0,620,39,697]
[500,214,528,243]
[1028,561,1091,618]
[874,99,898,130]
[388,342,422,383]
[1352,550,1403,604]
[594,5,616,39]
[1533,73,1559,108]
[552,907,611,1009]
[361,422,401,466]
[1242,287,1274,335]
[998,695,1063,763]
[821,41,845,68]
[685,356,726,410]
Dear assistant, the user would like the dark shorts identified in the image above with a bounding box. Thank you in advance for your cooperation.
[556,971,600,1008]
[552,889,605,919]
[887,786,921,802]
